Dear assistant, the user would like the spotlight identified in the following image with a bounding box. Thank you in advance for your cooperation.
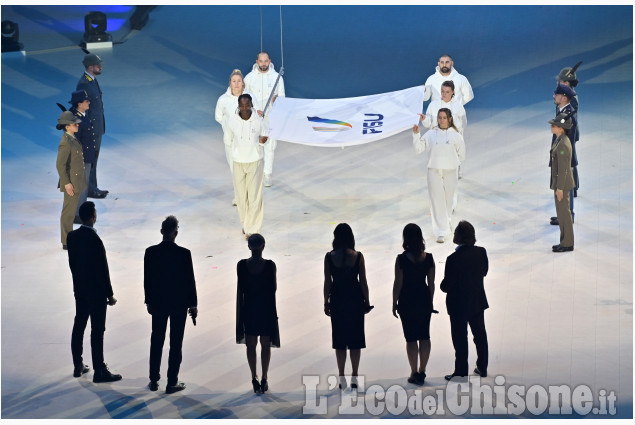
[83,11,112,44]
[1,20,24,53]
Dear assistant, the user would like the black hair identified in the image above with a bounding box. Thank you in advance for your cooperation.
[78,201,96,224]
[247,233,265,249]
[453,220,476,246]
[332,223,355,250]
[238,93,253,106]
[161,215,179,236]
[402,223,425,254]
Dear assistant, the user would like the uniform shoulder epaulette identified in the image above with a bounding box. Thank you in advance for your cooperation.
[84,74,93,82]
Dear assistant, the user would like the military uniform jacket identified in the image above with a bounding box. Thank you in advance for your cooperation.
[76,73,105,135]
[549,103,578,167]
[70,107,97,163]
[56,132,87,193]
[550,134,575,192]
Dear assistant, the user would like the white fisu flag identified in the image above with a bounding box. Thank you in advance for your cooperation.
[268,85,426,147]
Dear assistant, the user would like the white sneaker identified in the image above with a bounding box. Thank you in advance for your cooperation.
[264,174,272,187]
[436,236,445,243]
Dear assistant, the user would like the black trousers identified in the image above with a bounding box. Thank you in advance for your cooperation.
[449,310,488,376]
[149,309,187,386]
[71,298,107,368]
[88,133,102,193]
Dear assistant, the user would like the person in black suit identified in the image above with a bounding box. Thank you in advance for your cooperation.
[144,215,198,394]
[67,201,122,383]
[440,220,489,380]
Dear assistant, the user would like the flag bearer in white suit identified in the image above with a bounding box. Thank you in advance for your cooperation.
[424,54,474,105]
[244,51,285,187]
[227,94,269,237]
[420,80,467,209]
[420,81,467,134]
[412,108,466,244]
[215,69,259,206]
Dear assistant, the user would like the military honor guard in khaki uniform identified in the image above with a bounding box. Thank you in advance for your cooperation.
[56,111,87,249]
[549,113,575,252]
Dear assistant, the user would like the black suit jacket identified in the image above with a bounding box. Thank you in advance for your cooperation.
[144,241,197,312]
[67,226,113,301]
[440,245,489,317]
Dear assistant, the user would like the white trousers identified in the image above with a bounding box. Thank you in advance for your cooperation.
[427,167,458,238]
[263,137,276,175]
[224,143,237,200]
[262,116,276,176]
[233,159,264,234]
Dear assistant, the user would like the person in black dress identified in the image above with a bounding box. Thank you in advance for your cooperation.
[392,223,435,385]
[236,233,279,394]
[323,223,372,390]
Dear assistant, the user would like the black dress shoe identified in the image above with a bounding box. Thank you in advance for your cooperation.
[550,217,559,225]
[474,367,487,377]
[88,191,106,199]
[252,377,261,393]
[97,189,109,194]
[73,364,90,377]
[93,364,122,383]
[574,189,577,197]
[166,382,186,394]
[407,373,418,384]
[260,378,268,393]
[552,245,574,253]
[444,373,466,381]
[148,380,159,391]
[417,371,426,385]
[350,376,359,390]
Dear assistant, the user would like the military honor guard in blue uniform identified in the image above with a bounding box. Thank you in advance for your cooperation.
[77,53,108,199]
[68,90,96,223]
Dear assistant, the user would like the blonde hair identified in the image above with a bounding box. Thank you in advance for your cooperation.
[229,69,245,93]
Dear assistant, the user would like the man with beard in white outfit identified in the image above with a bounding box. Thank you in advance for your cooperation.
[424,54,474,106]
[244,51,285,187]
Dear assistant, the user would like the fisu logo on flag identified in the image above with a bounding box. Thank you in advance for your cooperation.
[269,86,426,147]
[307,116,352,132]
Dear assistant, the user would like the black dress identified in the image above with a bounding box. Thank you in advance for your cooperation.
[236,259,280,347]
[326,252,366,350]
[396,252,434,342]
